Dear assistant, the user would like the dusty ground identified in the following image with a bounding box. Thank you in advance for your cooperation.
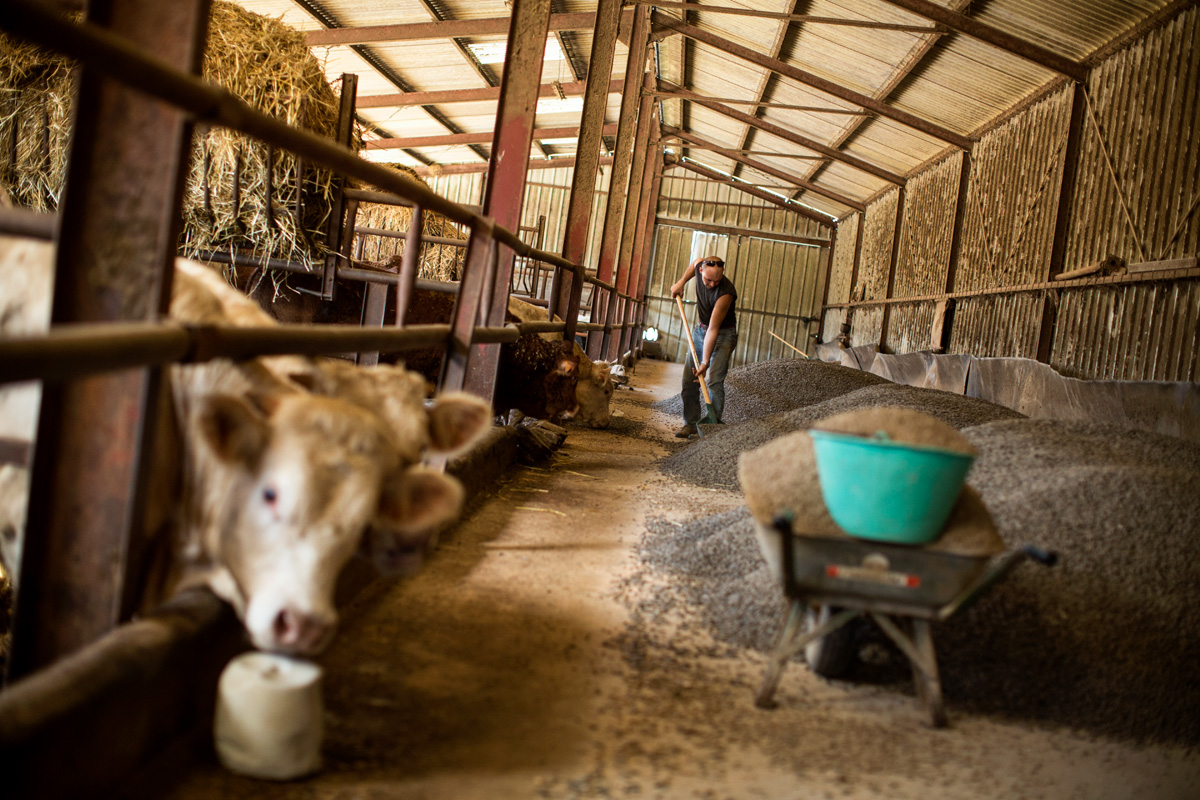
[159,358,1199,800]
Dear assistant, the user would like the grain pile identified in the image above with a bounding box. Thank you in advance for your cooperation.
[660,383,1023,491]
[644,413,1200,744]
[653,358,887,422]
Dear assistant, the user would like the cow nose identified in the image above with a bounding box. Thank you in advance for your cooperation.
[272,607,335,654]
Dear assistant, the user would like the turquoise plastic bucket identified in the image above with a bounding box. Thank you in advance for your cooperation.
[808,429,975,545]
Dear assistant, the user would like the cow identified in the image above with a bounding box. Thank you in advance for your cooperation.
[0,237,490,656]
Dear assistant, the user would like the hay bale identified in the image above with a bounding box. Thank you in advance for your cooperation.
[179,1,349,270]
[353,164,468,282]
[0,2,348,271]
[0,24,74,210]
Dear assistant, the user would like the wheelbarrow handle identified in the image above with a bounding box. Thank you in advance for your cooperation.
[937,544,1059,622]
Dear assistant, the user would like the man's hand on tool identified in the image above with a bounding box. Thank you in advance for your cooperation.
[692,361,709,379]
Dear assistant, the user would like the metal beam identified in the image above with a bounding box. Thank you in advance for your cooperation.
[365,124,618,150]
[665,155,834,227]
[589,4,651,359]
[658,80,905,185]
[10,0,208,678]
[356,78,624,109]
[557,0,623,339]
[655,216,828,247]
[457,0,553,402]
[877,0,1089,82]
[662,124,865,210]
[647,92,870,115]
[305,10,632,46]
[651,10,974,150]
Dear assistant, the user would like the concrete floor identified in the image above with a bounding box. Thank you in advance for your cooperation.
[159,358,1200,800]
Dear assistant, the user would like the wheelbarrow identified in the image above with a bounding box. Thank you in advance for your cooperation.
[754,513,1057,727]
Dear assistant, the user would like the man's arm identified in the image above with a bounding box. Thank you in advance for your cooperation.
[695,294,734,377]
[670,255,708,298]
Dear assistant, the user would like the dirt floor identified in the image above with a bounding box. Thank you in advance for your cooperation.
[159,358,1200,800]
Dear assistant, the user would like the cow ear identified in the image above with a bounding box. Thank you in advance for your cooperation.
[427,392,493,457]
[286,371,318,392]
[196,394,269,467]
[554,343,580,377]
[377,466,465,537]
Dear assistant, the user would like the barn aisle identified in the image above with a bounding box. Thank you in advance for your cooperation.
[160,358,1199,800]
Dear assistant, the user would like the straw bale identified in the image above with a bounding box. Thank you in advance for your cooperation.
[0,25,74,210]
[353,164,468,283]
[0,2,350,273]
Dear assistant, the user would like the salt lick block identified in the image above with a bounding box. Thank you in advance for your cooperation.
[214,652,324,780]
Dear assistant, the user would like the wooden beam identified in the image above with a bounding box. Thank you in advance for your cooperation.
[658,80,906,185]
[306,10,632,46]
[365,124,618,150]
[665,154,834,228]
[356,78,625,109]
[662,124,865,210]
[877,0,1090,82]
[655,215,829,247]
[640,1,943,33]
[651,11,975,149]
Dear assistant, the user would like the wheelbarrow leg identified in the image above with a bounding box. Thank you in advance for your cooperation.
[870,614,948,728]
[755,599,805,709]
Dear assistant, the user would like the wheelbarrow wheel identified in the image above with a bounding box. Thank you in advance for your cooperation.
[804,605,856,679]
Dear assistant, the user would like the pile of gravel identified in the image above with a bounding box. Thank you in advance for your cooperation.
[660,383,1024,490]
[640,418,1200,744]
[652,359,887,422]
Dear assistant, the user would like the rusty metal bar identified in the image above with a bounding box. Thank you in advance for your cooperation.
[357,78,624,109]
[321,73,357,301]
[558,0,623,342]
[395,204,424,327]
[657,80,906,185]
[459,0,554,404]
[9,0,211,681]
[365,124,618,150]
[621,116,663,358]
[817,225,838,341]
[589,4,651,359]
[662,125,866,211]
[355,225,467,248]
[652,12,974,150]
[0,208,55,240]
[876,0,1089,82]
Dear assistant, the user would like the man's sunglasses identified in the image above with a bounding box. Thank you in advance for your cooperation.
[701,260,724,267]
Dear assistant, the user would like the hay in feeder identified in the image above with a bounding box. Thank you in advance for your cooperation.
[0,26,74,210]
[179,0,352,272]
[353,164,469,283]
[0,2,350,273]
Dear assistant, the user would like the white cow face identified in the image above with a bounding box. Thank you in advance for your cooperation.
[574,358,615,429]
[196,392,399,655]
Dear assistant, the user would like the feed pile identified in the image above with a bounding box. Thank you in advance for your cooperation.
[645,415,1200,744]
[661,383,1023,491]
[653,358,887,422]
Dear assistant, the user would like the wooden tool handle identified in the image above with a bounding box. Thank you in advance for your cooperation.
[675,294,712,404]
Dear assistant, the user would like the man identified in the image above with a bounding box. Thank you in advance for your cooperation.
[670,254,738,438]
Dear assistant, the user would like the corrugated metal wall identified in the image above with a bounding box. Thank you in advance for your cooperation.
[827,211,859,306]
[819,6,1199,383]
[858,189,901,301]
[642,173,830,366]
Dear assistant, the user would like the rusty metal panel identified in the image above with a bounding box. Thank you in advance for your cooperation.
[1050,280,1200,382]
[957,85,1074,291]
[731,235,825,363]
[426,172,484,209]
[849,305,884,348]
[887,301,937,355]
[827,212,859,306]
[894,152,964,298]
[1065,7,1200,269]
[859,189,901,300]
[948,293,1043,358]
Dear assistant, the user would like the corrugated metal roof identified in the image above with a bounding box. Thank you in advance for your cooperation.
[230,0,1180,217]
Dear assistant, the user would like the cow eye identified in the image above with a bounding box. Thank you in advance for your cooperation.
[262,486,277,504]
